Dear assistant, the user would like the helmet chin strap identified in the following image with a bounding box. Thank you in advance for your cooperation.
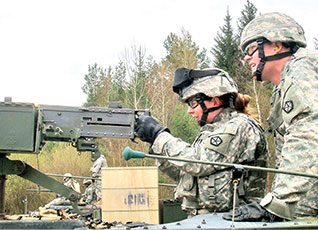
[195,95,224,126]
[198,105,224,126]
[252,39,297,81]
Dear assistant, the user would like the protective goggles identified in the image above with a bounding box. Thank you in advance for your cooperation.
[244,41,259,56]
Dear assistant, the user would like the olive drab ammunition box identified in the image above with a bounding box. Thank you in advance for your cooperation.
[0,100,41,153]
[101,167,159,224]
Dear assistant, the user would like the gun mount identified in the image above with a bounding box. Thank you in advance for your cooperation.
[0,97,149,217]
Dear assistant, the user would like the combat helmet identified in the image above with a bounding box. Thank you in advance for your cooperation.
[173,67,238,126]
[240,12,306,51]
[63,173,72,182]
[240,12,306,81]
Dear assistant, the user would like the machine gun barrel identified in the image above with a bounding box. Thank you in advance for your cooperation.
[123,147,318,179]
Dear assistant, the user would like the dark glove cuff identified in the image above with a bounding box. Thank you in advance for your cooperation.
[154,127,170,141]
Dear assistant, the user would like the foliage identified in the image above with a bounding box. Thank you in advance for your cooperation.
[170,104,199,143]
[82,63,108,107]
[211,7,239,79]
[6,143,92,214]
[236,0,258,37]
[233,0,258,94]
[162,28,211,73]
[7,0,281,214]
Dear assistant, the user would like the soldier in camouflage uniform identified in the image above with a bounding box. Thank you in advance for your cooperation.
[44,173,80,209]
[135,68,268,217]
[90,149,108,200]
[223,12,318,221]
[82,179,97,205]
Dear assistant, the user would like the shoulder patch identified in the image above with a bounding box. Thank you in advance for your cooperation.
[282,83,308,124]
[283,101,293,113]
[204,133,234,155]
[210,136,223,146]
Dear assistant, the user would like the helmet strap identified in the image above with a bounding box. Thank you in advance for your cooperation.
[195,94,225,126]
[253,39,299,81]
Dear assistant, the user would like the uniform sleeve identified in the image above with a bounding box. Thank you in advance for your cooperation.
[151,120,263,177]
[157,159,181,181]
[271,58,318,197]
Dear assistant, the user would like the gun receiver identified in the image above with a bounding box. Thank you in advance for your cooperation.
[0,97,148,153]
[0,97,149,216]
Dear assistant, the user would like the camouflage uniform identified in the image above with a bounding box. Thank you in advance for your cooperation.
[91,154,108,200]
[153,108,267,215]
[148,68,268,216]
[261,48,318,218]
[239,12,318,219]
[83,179,97,204]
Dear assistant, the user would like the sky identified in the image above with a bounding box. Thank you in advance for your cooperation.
[0,0,317,106]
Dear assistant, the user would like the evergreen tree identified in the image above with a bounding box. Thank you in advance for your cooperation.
[237,0,258,37]
[110,60,128,104]
[211,7,238,79]
[81,63,107,106]
[162,28,211,73]
[232,0,258,94]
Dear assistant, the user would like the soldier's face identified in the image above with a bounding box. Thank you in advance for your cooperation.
[243,42,279,83]
[187,97,222,124]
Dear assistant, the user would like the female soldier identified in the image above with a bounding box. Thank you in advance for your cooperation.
[135,68,268,217]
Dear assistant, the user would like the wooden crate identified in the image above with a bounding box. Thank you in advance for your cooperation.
[101,167,159,224]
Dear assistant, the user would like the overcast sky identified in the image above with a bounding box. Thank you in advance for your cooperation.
[1,0,317,106]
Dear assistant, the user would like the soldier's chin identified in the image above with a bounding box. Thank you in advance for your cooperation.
[198,120,205,127]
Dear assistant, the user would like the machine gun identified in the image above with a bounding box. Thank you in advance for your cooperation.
[0,97,149,217]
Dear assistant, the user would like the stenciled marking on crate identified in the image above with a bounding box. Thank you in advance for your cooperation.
[124,191,150,208]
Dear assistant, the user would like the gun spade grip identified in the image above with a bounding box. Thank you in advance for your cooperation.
[123,147,145,160]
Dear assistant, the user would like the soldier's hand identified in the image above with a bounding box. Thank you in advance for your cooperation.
[135,114,169,144]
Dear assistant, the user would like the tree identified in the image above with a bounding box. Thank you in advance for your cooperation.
[109,60,128,104]
[231,0,258,94]
[121,44,154,109]
[162,28,211,74]
[81,63,109,107]
[211,7,239,79]
[237,0,258,37]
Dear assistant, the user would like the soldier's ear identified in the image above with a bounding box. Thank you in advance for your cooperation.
[211,97,220,106]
